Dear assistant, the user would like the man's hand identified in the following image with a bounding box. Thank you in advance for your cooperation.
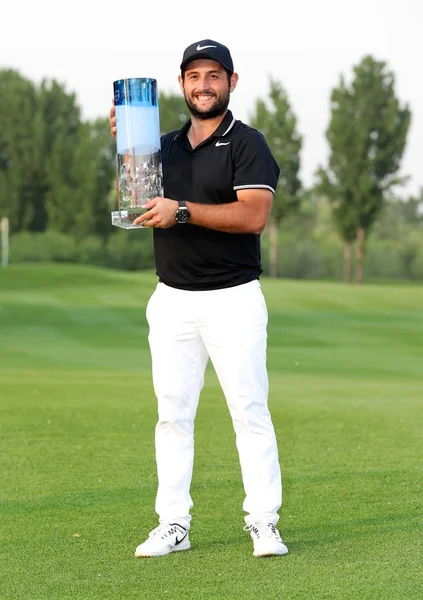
[133,197,178,229]
[110,100,117,139]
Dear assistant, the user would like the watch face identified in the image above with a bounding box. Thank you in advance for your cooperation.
[176,208,190,223]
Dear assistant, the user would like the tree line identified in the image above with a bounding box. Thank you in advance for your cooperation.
[1,55,420,283]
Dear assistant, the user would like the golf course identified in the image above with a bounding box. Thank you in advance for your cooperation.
[1,264,422,599]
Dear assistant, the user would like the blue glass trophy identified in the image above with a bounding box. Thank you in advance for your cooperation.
[111,78,163,229]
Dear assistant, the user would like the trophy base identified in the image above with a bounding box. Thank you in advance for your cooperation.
[111,210,148,230]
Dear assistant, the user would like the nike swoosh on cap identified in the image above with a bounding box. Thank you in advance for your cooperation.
[197,44,217,51]
[215,141,231,146]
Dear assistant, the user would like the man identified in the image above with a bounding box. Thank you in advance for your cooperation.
[109,39,288,558]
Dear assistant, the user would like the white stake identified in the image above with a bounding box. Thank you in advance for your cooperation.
[1,217,9,267]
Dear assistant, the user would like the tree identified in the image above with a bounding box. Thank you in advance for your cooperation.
[250,79,302,277]
[37,79,83,234]
[319,56,411,283]
[35,81,116,238]
[400,188,423,226]
[159,91,189,135]
[71,117,116,239]
[316,177,360,283]
[0,70,40,232]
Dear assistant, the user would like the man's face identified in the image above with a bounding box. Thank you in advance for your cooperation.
[179,59,238,120]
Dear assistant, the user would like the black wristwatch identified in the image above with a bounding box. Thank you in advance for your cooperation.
[175,200,190,224]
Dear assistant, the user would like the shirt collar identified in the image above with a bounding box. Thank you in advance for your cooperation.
[174,110,236,144]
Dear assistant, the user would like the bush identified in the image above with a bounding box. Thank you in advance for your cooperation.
[262,230,343,280]
[398,232,423,279]
[10,231,77,263]
[75,236,107,266]
[365,241,405,279]
[105,229,155,271]
[8,225,423,281]
[319,238,344,280]
[8,229,156,272]
[278,238,324,280]
[409,246,423,280]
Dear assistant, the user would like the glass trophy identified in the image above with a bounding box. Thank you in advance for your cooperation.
[111,78,163,229]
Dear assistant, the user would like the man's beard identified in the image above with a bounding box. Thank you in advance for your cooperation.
[184,91,230,120]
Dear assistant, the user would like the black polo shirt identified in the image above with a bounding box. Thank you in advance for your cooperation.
[153,110,280,291]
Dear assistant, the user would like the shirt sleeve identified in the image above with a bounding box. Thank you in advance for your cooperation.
[232,129,280,194]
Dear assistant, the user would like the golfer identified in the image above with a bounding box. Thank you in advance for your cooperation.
[110,39,288,558]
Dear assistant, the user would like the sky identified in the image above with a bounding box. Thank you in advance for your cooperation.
[2,0,422,197]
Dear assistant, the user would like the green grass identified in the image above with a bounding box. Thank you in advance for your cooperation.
[0,264,422,600]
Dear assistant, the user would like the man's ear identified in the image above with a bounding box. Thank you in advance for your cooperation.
[230,72,239,93]
[178,74,184,93]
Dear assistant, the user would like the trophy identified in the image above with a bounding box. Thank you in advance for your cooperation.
[111,78,163,229]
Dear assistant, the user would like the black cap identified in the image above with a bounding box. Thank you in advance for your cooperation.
[180,39,234,74]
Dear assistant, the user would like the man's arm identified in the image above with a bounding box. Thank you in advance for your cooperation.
[186,189,272,234]
[134,189,273,233]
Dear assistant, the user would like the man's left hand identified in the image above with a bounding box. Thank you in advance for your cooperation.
[133,197,178,228]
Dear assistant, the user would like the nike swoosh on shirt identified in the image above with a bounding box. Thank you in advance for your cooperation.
[197,44,217,51]
[215,141,230,147]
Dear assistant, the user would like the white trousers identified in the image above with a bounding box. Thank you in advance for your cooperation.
[146,280,282,528]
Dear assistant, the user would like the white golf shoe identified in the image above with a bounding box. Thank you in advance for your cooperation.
[134,522,190,558]
[244,522,288,557]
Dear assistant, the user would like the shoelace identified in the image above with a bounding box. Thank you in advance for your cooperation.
[149,523,185,540]
[244,522,283,541]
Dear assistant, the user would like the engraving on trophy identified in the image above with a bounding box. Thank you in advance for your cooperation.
[116,151,163,226]
[111,77,162,230]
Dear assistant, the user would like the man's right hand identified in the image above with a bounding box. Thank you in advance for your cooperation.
[109,100,117,139]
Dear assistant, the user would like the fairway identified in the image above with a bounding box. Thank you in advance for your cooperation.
[1,264,422,600]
